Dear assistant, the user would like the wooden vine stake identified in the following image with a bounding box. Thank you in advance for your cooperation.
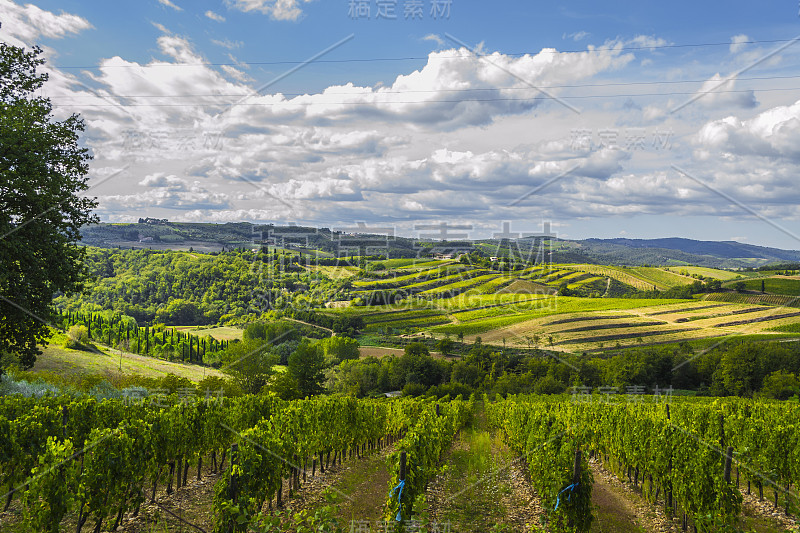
[399,451,409,522]
[724,447,733,484]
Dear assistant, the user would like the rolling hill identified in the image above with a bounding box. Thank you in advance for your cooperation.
[81,221,800,268]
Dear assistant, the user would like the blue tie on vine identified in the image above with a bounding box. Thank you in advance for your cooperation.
[392,479,406,521]
[554,482,579,510]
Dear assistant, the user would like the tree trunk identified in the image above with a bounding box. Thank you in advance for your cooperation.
[151,465,163,502]
[166,461,176,494]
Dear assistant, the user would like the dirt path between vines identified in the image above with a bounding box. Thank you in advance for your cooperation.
[589,462,669,533]
[284,445,393,528]
[112,444,393,533]
[425,408,546,532]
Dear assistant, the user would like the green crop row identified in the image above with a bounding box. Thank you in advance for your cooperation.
[420,274,501,296]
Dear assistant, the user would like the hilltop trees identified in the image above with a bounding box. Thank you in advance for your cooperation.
[0,44,97,372]
[288,339,325,397]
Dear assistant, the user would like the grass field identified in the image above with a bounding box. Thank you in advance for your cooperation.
[29,342,224,383]
[735,277,800,296]
[431,297,690,336]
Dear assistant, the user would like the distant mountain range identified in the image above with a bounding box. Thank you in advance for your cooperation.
[576,238,800,268]
[80,222,800,269]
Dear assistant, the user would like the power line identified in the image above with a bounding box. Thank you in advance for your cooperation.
[49,86,800,108]
[45,73,800,100]
[52,37,800,69]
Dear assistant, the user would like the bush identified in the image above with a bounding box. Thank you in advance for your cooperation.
[197,375,242,398]
[0,374,60,397]
[64,325,90,349]
[760,370,800,400]
[533,375,567,395]
[402,382,427,397]
[426,382,472,398]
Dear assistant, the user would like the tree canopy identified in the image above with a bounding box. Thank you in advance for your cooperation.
[0,44,97,371]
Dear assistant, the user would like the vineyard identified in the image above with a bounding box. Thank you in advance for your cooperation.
[4,389,799,532]
[488,394,800,532]
[0,391,473,533]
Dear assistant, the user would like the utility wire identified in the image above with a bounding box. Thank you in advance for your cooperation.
[52,37,800,69]
[50,86,800,108]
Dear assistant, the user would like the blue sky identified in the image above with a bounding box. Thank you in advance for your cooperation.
[3,0,800,250]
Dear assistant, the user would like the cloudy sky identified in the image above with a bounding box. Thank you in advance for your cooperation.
[3,0,800,248]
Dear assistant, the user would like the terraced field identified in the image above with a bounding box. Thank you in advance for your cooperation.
[352,264,468,289]
[338,261,800,351]
[468,299,800,352]
[627,266,694,289]
[393,259,454,270]
[306,265,359,279]
[668,266,742,281]
[567,264,660,291]
[469,275,518,294]
[497,279,556,295]
[702,292,800,306]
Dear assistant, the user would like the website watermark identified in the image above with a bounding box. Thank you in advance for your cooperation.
[348,0,452,20]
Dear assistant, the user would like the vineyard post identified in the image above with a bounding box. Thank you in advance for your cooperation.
[566,447,581,529]
[724,447,733,483]
[666,403,673,511]
[572,448,581,485]
[399,451,408,521]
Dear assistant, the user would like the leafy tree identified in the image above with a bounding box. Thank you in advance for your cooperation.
[154,299,204,325]
[318,336,360,367]
[434,337,453,355]
[243,322,267,341]
[265,321,300,344]
[65,325,89,347]
[220,339,278,394]
[719,343,760,396]
[268,370,302,400]
[760,370,800,400]
[0,44,97,372]
[404,342,429,357]
[288,339,325,397]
